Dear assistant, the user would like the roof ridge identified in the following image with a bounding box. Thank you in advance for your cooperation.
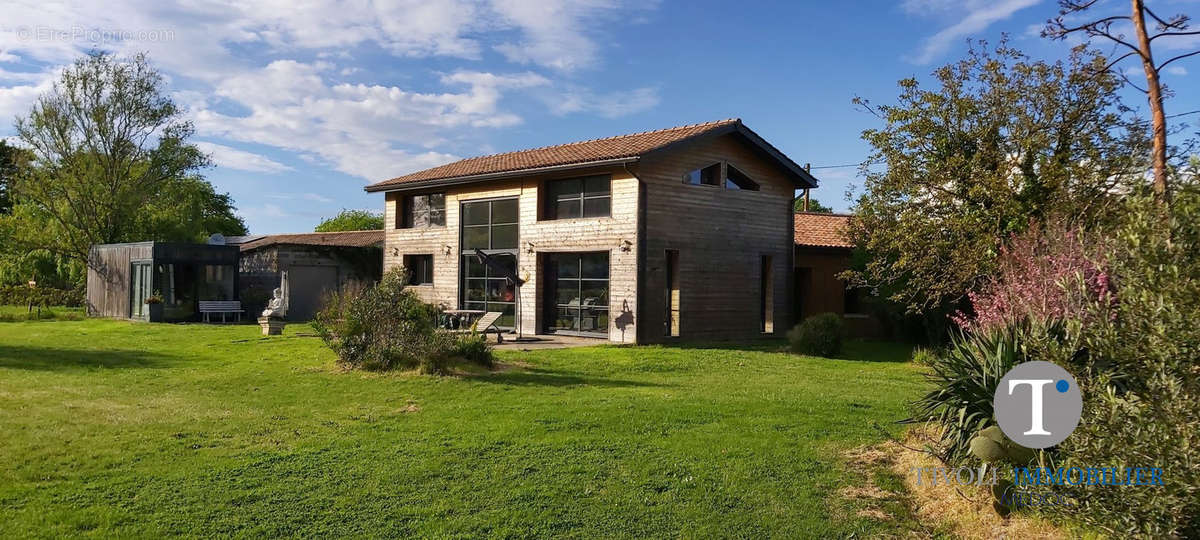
[259,230,383,236]
[795,211,854,217]
[407,118,740,170]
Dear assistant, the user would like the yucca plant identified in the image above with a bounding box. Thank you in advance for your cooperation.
[907,323,1028,462]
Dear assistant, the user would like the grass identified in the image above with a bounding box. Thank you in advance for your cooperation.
[0,304,85,322]
[0,317,928,538]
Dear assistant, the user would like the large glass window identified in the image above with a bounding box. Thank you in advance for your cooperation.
[460,198,519,327]
[543,175,611,219]
[545,252,609,336]
[400,193,445,228]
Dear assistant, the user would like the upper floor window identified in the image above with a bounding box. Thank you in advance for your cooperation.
[683,163,721,186]
[725,164,760,191]
[543,175,611,220]
[683,162,761,191]
[400,193,445,228]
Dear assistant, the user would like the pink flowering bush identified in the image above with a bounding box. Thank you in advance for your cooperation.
[951,223,1111,332]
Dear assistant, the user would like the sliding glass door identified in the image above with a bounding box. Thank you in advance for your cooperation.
[130,262,152,319]
[544,252,609,336]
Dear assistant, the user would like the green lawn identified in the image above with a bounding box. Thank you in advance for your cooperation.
[0,316,927,538]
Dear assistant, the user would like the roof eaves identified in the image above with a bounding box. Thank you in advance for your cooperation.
[364,156,641,193]
[732,123,818,188]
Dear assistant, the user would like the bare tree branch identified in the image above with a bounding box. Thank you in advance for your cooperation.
[1158,49,1200,70]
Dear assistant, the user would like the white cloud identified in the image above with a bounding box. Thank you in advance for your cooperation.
[0,0,662,185]
[906,0,1041,64]
[240,203,289,220]
[0,0,645,75]
[551,86,660,118]
[194,141,293,173]
[192,62,555,180]
[491,0,621,71]
[1165,66,1188,76]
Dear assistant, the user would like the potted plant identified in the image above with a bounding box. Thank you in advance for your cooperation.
[145,291,164,322]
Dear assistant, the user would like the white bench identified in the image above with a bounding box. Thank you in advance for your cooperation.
[199,301,244,323]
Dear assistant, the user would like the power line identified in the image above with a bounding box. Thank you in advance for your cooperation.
[808,163,861,170]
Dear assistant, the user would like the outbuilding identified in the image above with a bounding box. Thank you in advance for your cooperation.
[86,242,240,322]
[236,230,383,320]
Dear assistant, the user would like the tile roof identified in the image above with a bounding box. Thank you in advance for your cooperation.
[238,230,384,252]
[366,118,792,191]
[794,212,853,248]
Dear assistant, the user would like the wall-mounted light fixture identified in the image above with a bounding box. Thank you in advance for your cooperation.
[443,244,452,255]
[390,247,399,257]
[620,239,633,253]
[525,241,536,254]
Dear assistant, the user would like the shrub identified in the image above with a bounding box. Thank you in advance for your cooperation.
[451,333,494,369]
[787,313,844,357]
[312,268,442,372]
[311,268,496,374]
[950,221,1110,332]
[0,285,84,307]
[1059,189,1200,538]
[908,324,1027,463]
[909,347,937,366]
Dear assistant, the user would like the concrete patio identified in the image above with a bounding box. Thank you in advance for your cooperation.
[492,334,605,351]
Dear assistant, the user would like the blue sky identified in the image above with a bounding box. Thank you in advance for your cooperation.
[1,0,1197,233]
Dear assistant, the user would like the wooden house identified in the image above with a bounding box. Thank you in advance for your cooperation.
[86,242,240,322]
[365,119,818,343]
[793,212,881,337]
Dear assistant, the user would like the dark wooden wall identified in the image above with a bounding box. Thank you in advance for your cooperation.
[637,133,797,342]
[794,245,883,338]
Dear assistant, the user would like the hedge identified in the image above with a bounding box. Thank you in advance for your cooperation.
[0,286,85,307]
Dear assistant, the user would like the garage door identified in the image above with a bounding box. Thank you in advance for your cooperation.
[288,265,339,321]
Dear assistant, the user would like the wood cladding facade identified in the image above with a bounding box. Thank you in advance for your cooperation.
[794,245,883,338]
[87,243,153,319]
[378,132,800,344]
[636,133,795,343]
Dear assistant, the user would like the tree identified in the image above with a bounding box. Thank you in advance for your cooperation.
[314,209,384,232]
[793,196,834,213]
[128,175,247,242]
[11,52,209,263]
[0,140,32,215]
[1044,1,1200,208]
[845,42,1148,316]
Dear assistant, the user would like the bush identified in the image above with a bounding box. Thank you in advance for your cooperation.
[1059,190,1200,538]
[909,347,937,366]
[0,285,84,307]
[451,333,494,369]
[908,324,1027,462]
[917,189,1200,535]
[787,313,844,357]
[311,268,495,374]
[950,221,1109,332]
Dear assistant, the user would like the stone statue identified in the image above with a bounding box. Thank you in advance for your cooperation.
[260,271,289,319]
[261,288,285,318]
